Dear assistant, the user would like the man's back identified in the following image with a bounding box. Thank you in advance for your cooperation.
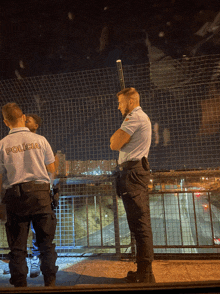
[0,127,54,188]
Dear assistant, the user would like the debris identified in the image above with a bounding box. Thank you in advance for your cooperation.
[15,70,22,80]
[195,11,220,37]
[99,26,109,52]
[68,12,74,20]
[19,60,25,69]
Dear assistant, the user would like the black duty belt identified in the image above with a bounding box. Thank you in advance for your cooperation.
[118,157,150,171]
[119,160,142,171]
[6,181,50,197]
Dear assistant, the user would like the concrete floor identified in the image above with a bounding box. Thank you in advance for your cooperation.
[0,257,220,292]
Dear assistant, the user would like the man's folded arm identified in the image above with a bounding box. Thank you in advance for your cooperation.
[110,129,131,151]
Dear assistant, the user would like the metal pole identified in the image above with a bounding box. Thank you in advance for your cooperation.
[112,192,121,258]
[116,59,130,257]
[72,197,75,247]
[116,59,125,90]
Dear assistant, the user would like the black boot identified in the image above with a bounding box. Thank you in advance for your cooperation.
[10,278,27,287]
[44,274,56,287]
[126,261,155,283]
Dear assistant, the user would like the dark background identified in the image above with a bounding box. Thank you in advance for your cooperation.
[0,0,220,172]
[0,0,220,80]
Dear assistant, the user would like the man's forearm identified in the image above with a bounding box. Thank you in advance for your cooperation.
[46,162,56,187]
[110,129,131,150]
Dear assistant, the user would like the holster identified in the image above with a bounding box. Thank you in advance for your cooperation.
[114,166,123,197]
[50,183,60,210]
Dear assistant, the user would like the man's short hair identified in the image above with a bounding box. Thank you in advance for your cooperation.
[26,113,42,128]
[2,103,23,123]
[117,87,140,103]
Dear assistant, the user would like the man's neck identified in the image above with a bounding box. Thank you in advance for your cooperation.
[128,104,140,114]
[9,123,26,130]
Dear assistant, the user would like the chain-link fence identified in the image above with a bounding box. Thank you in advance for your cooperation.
[0,54,220,258]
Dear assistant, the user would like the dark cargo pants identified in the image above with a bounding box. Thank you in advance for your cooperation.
[4,182,57,287]
[5,212,57,286]
[117,160,154,264]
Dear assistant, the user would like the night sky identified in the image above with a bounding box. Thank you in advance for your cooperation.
[0,0,220,171]
[1,0,220,80]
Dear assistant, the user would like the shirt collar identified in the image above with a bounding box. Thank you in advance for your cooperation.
[9,127,31,135]
[130,106,141,115]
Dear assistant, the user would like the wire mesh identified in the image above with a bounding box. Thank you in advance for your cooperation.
[0,54,220,257]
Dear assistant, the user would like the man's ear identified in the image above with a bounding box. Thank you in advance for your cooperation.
[129,99,134,106]
[22,114,26,122]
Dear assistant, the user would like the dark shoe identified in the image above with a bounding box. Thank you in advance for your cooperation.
[9,278,27,287]
[126,270,138,282]
[44,275,56,287]
[30,256,41,278]
[126,270,156,283]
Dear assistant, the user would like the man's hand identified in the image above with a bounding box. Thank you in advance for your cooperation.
[110,129,131,151]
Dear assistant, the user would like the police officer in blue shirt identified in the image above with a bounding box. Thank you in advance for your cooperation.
[0,103,58,287]
[110,87,155,283]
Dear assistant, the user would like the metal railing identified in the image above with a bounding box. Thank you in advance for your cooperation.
[53,172,220,258]
[53,190,220,256]
[1,173,220,259]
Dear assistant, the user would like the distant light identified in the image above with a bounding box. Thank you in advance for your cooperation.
[82,166,112,176]
[159,31,165,37]
[104,7,108,10]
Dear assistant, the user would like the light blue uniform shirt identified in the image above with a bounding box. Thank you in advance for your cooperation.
[118,106,152,165]
[0,127,55,189]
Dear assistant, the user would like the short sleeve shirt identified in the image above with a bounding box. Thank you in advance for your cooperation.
[118,106,152,164]
[0,127,55,189]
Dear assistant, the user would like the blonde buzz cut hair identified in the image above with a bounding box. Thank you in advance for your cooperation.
[117,87,140,104]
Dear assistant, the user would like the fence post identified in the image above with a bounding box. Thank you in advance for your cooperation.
[116,59,125,90]
[112,191,121,258]
[130,233,136,261]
